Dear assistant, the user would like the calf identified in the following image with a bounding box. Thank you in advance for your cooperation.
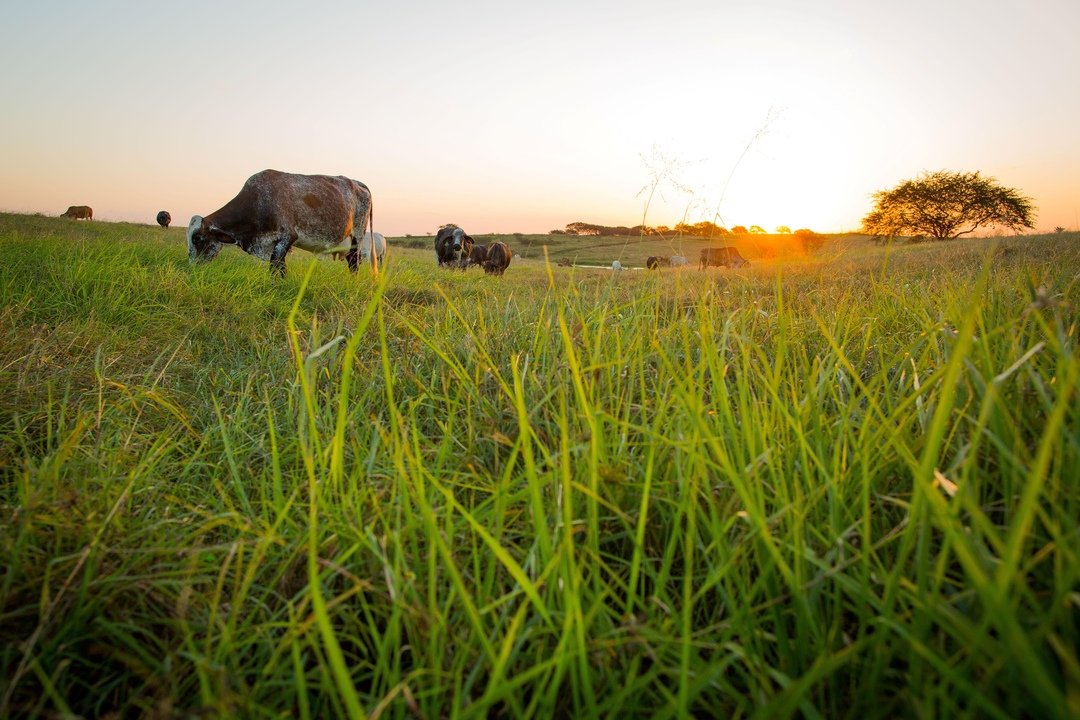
[468,243,490,268]
[157,210,171,229]
[187,169,374,276]
[361,231,386,268]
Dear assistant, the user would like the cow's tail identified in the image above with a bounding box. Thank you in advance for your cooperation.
[368,192,377,275]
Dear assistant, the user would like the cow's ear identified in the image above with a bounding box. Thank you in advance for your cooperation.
[463,234,474,245]
[207,225,235,243]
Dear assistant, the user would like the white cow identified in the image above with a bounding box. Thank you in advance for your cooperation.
[669,255,689,267]
[361,231,386,268]
[612,260,624,271]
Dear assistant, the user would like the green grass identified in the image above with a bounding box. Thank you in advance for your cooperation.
[1,212,1078,718]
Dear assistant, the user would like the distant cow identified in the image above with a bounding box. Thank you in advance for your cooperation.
[435,225,474,268]
[186,169,373,276]
[61,205,92,220]
[646,256,670,270]
[468,243,490,268]
[669,255,689,267]
[156,210,171,229]
[360,231,386,268]
[612,260,624,271]
[483,241,512,275]
[699,246,749,270]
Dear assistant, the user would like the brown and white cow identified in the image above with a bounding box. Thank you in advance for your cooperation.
[186,170,374,276]
[699,246,749,270]
[483,241,512,275]
[62,205,93,220]
[435,225,474,268]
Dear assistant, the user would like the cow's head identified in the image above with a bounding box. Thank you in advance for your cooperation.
[186,215,226,263]
[449,227,473,262]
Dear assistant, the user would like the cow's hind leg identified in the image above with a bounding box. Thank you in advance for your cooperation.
[345,234,360,273]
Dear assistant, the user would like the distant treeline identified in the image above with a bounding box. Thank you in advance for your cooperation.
[551,221,824,252]
[552,221,818,238]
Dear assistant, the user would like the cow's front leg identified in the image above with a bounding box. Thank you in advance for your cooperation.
[269,233,293,277]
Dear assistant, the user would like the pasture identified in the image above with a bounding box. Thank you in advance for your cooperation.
[1,212,1078,718]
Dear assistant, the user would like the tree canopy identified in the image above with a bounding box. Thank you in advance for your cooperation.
[861,170,1036,240]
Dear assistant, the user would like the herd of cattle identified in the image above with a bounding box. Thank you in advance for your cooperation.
[61,169,751,276]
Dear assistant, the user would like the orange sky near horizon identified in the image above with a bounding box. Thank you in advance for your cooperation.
[1,0,1077,236]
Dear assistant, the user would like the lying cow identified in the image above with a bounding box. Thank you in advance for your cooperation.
[187,169,374,276]
[435,225,474,268]
[360,231,386,268]
[669,255,689,267]
[646,256,670,270]
[699,246,749,270]
[156,210,171,229]
[468,243,489,268]
[62,205,93,220]
[483,241,512,275]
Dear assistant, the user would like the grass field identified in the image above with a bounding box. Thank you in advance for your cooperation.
[1,212,1078,718]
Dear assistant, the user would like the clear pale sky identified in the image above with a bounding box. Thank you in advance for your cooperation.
[1,0,1077,235]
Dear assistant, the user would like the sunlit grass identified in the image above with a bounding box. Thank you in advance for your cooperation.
[1,213,1078,718]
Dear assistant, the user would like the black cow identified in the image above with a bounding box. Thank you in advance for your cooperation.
[62,205,92,220]
[699,246,749,270]
[435,225,474,268]
[467,243,489,268]
[186,169,373,276]
[646,256,670,270]
[156,210,171,229]
[483,242,512,275]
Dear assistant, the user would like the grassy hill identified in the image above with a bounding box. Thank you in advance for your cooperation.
[1,212,1078,718]
[389,229,852,267]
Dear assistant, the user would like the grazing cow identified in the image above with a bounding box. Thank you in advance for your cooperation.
[186,169,373,276]
[468,243,490,268]
[62,205,93,220]
[360,231,386,268]
[669,255,689,267]
[699,246,750,270]
[646,256,670,270]
[612,260,624,271]
[156,210,171,229]
[483,241,512,275]
[556,257,572,267]
[435,225,474,268]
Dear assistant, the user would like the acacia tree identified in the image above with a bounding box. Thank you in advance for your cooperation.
[861,170,1035,240]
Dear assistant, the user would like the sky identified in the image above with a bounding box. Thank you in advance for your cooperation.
[1,0,1077,236]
